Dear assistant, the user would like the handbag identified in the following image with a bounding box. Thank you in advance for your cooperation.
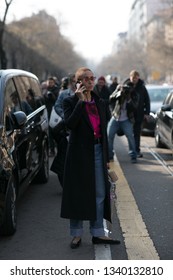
[49,106,62,128]
[108,169,118,183]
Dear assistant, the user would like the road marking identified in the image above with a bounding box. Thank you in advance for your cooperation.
[143,143,173,176]
[110,157,160,260]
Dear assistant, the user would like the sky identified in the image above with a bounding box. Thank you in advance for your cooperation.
[4,0,134,63]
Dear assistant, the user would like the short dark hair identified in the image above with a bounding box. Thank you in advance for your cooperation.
[48,77,56,82]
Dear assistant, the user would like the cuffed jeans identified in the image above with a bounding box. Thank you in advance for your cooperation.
[107,116,137,160]
[70,143,106,237]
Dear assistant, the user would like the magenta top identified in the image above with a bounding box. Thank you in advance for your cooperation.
[85,99,101,139]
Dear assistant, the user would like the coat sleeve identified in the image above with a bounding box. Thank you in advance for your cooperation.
[63,97,85,129]
[54,93,64,119]
[127,91,139,112]
[143,87,150,115]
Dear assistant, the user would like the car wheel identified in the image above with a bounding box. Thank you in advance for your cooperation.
[155,131,165,148]
[34,142,49,183]
[0,175,17,236]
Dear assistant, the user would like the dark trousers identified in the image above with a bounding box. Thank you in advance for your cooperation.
[49,126,56,152]
[133,121,142,153]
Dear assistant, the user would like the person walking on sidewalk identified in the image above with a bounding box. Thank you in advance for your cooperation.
[44,77,60,156]
[107,83,139,163]
[109,76,119,94]
[60,67,120,249]
[124,70,150,158]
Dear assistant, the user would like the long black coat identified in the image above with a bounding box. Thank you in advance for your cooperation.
[60,92,111,222]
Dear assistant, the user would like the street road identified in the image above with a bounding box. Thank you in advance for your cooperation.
[0,136,172,260]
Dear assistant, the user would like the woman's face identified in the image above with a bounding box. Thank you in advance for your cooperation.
[81,70,96,91]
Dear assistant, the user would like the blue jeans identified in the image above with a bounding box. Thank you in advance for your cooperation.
[107,116,137,160]
[70,144,105,237]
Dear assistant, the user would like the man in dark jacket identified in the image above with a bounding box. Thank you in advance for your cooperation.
[109,76,119,94]
[124,70,150,158]
[93,76,111,104]
[93,76,111,118]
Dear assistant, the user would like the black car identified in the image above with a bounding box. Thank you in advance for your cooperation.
[155,90,173,151]
[0,69,49,236]
[142,84,173,136]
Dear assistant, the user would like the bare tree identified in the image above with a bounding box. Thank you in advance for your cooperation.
[0,0,13,68]
[96,39,149,82]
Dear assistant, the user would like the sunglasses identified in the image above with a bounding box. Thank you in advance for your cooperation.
[83,76,96,82]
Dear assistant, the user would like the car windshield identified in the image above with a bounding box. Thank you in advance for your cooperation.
[147,86,173,102]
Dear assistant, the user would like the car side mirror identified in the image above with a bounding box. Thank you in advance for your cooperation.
[12,111,27,128]
[161,104,171,112]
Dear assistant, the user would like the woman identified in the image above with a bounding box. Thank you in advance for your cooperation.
[61,67,120,249]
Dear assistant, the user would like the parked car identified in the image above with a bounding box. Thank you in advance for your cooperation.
[142,84,173,136]
[155,90,173,151]
[0,69,49,236]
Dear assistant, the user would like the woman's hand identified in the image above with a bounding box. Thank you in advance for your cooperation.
[75,82,87,101]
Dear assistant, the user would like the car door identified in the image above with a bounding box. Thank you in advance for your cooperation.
[4,78,31,182]
[160,92,173,149]
[13,75,44,176]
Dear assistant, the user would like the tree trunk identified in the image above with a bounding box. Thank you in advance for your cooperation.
[0,45,7,69]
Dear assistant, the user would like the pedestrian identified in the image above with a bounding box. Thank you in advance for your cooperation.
[50,74,76,187]
[54,74,76,119]
[60,67,120,249]
[93,76,111,104]
[43,77,60,157]
[124,70,150,158]
[109,77,119,113]
[107,84,139,163]
[109,76,119,94]
[59,76,69,93]
[93,75,112,120]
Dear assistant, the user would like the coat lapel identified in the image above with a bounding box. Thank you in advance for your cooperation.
[94,95,104,124]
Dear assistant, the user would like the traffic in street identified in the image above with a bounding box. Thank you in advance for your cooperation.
[0,135,172,260]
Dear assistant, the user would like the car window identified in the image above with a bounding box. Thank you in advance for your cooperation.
[14,76,29,100]
[14,76,43,111]
[169,93,173,107]
[4,79,19,131]
[5,79,21,112]
[163,92,172,105]
[13,76,33,115]
[29,78,42,98]
[27,77,45,110]
[147,87,173,102]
